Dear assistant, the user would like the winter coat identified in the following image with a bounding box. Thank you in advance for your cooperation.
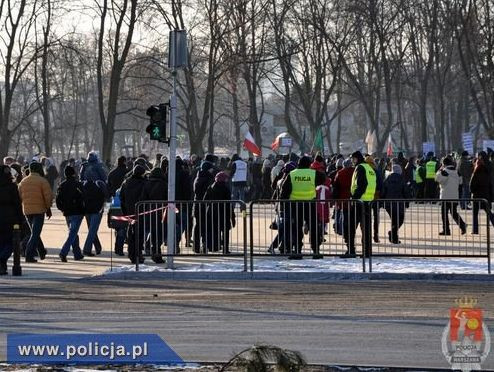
[316,184,331,223]
[382,173,410,200]
[82,180,106,214]
[193,169,214,216]
[175,162,193,202]
[0,173,23,231]
[271,161,284,184]
[120,175,147,216]
[107,164,128,197]
[435,166,461,200]
[80,153,107,183]
[56,177,85,216]
[203,181,235,230]
[470,161,492,202]
[18,173,53,215]
[45,163,59,190]
[333,167,354,201]
[458,156,474,186]
[140,168,167,201]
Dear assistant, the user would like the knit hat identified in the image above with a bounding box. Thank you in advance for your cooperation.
[132,165,146,177]
[215,171,229,183]
[392,164,402,175]
[351,151,364,163]
[29,162,44,176]
[64,165,76,178]
[282,161,297,174]
[310,161,325,173]
[298,156,312,169]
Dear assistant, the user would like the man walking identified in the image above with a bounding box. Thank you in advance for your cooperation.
[56,166,85,262]
[18,162,52,262]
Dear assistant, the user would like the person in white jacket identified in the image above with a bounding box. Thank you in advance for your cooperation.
[435,157,466,235]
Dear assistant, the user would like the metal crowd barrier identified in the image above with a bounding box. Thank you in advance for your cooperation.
[128,198,491,275]
[368,198,491,273]
[248,199,367,272]
[134,200,248,271]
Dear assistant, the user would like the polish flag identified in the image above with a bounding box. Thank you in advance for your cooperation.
[244,131,262,156]
[386,133,393,157]
[271,134,281,151]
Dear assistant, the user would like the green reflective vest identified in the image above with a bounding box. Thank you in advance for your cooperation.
[351,163,377,201]
[426,161,437,179]
[415,167,423,184]
[289,169,317,200]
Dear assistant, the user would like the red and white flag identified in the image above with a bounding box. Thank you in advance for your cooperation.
[244,131,262,156]
[271,134,281,151]
[386,133,393,157]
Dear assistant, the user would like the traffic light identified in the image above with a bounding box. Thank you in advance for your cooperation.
[145,103,169,143]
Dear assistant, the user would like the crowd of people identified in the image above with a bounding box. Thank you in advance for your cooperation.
[0,147,493,274]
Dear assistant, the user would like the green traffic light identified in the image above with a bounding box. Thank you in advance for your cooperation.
[152,126,161,139]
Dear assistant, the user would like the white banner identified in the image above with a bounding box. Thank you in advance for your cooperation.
[462,132,474,154]
[483,140,494,152]
[422,142,435,155]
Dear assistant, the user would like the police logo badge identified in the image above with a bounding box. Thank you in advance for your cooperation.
[441,297,490,372]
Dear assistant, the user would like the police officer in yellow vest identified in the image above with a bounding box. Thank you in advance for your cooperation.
[418,151,440,199]
[341,151,376,258]
[415,158,425,199]
[280,156,325,258]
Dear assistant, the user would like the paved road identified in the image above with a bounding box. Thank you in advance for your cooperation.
[0,278,492,369]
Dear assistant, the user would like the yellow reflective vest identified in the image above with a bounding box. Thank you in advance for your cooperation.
[415,167,423,184]
[426,161,437,179]
[351,163,376,201]
[289,169,317,200]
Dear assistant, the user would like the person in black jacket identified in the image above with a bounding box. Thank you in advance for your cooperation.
[470,154,494,233]
[56,166,85,262]
[381,164,410,244]
[81,179,106,256]
[140,167,167,263]
[174,158,193,251]
[0,165,24,274]
[203,171,235,253]
[120,165,147,263]
[193,161,215,253]
[107,156,128,197]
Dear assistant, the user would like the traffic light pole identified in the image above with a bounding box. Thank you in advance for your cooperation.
[166,67,177,269]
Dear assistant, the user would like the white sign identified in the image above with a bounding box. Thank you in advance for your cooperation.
[483,140,494,152]
[422,142,435,155]
[280,137,292,147]
[462,133,474,154]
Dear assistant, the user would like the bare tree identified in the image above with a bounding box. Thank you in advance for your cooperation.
[0,0,40,160]
[95,0,138,163]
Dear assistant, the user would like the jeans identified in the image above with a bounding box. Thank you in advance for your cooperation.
[83,213,103,254]
[115,227,126,252]
[231,183,246,207]
[460,184,471,209]
[60,215,84,257]
[25,214,45,259]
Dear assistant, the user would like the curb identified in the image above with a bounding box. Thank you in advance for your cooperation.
[89,270,494,282]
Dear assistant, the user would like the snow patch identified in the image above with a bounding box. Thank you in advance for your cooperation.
[99,257,490,275]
